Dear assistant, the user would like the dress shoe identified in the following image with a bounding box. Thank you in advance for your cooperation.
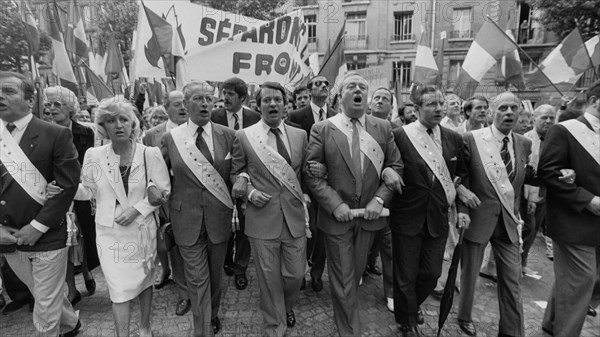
[3,298,30,314]
[223,264,234,276]
[175,299,191,316]
[478,272,497,283]
[286,310,296,327]
[300,278,306,290]
[0,294,5,309]
[69,291,81,306]
[522,266,538,276]
[235,274,248,290]
[366,264,382,275]
[386,297,394,312]
[400,325,420,337]
[60,320,81,337]
[588,305,597,317]
[311,278,323,292]
[84,276,96,295]
[154,270,171,289]
[211,317,221,334]
[458,319,477,336]
[417,308,424,325]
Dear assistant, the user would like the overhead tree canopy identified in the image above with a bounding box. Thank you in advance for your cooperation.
[531,0,600,41]
[202,0,286,21]
[96,0,139,69]
[0,1,51,72]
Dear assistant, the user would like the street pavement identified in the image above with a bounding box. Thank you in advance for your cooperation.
[1,234,598,336]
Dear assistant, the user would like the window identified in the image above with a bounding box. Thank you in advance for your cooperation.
[451,8,472,39]
[346,12,367,49]
[448,60,463,84]
[393,12,413,41]
[393,61,411,87]
[305,14,317,51]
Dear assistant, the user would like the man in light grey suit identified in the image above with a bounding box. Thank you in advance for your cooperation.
[231,82,308,337]
[305,72,404,337]
[457,92,536,337]
[161,81,236,336]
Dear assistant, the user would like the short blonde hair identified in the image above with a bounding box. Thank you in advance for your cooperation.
[94,99,141,142]
[44,86,80,118]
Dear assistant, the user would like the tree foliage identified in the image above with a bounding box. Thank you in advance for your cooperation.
[96,0,139,68]
[0,1,52,72]
[202,0,286,21]
[531,0,600,41]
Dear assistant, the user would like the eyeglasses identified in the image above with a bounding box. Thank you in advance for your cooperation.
[309,80,329,88]
[44,101,63,108]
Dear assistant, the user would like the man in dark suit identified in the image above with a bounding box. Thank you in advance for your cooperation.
[161,81,236,336]
[305,72,404,336]
[142,90,191,316]
[0,71,81,336]
[288,75,336,292]
[231,82,308,336]
[211,77,261,291]
[389,86,470,336]
[457,92,535,337]
[540,80,600,336]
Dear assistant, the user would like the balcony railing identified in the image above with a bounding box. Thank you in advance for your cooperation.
[308,37,318,53]
[295,0,318,6]
[449,30,473,39]
[391,34,415,41]
[576,67,599,88]
[345,35,368,50]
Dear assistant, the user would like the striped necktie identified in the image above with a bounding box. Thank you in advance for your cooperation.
[501,136,515,182]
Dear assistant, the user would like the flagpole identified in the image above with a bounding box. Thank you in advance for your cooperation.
[318,28,346,76]
[487,16,564,97]
[19,0,43,118]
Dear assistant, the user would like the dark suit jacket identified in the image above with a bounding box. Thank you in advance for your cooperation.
[389,126,468,238]
[539,116,600,246]
[0,116,80,252]
[305,115,403,235]
[161,122,236,246]
[142,122,167,147]
[462,128,533,244]
[288,105,336,140]
[71,121,95,164]
[211,107,261,129]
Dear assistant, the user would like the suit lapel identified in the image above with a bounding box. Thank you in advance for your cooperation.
[512,134,524,187]
[283,124,299,167]
[101,146,129,207]
[212,123,226,170]
[578,115,595,132]
[304,107,315,128]
[19,118,40,157]
[330,123,359,180]
[440,128,453,164]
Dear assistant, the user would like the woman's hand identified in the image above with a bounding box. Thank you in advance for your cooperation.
[46,180,63,198]
[115,207,141,227]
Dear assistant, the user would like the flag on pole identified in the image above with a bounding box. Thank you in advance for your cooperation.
[65,0,88,61]
[20,0,40,53]
[434,31,446,85]
[140,1,188,89]
[319,22,347,96]
[414,26,440,87]
[525,28,592,88]
[586,35,600,67]
[456,20,518,99]
[83,63,114,101]
[501,13,525,90]
[47,3,78,94]
[104,34,129,94]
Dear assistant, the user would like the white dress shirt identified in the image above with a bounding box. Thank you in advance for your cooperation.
[227,108,244,129]
[187,120,215,159]
[416,120,443,151]
[490,124,515,165]
[584,112,600,134]
[259,120,291,155]
[165,119,179,133]
[310,102,328,123]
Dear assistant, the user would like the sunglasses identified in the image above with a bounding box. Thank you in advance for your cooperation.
[309,80,329,88]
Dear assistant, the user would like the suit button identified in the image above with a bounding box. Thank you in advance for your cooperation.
[0,200,5,206]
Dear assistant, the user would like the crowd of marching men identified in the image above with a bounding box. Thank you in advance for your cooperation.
[0,70,599,337]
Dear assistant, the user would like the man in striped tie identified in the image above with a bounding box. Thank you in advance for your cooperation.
[457,92,537,337]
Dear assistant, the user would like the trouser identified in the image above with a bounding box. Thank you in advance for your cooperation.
[225,201,251,276]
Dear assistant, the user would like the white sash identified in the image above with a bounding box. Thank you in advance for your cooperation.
[328,114,384,176]
[170,124,233,209]
[472,128,520,224]
[243,124,310,229]
[0,123,47,205]
[404,123,457,206]
[561,119,600,166]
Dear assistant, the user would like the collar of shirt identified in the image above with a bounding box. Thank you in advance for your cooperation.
[340,112,365,127]
[3,113,33,131]
[491,124,513,145]
[260,119,290,154]
[416,120,442,150]
[165,119,179,132]
[584,112,600,133]
[227,108,243,128]
[310,102,327,121]
[260,119,286,137]
[187,119,212,137]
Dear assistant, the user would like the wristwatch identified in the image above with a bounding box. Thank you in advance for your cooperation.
[453,177,462,188]
[374,196,384,205]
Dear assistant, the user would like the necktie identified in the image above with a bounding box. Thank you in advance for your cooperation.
[426,128,436,183]
[351,119,363,196]
[1,123,16,190]
[232,112,240,130]
[426,128,433,137]
[271,128,291,165]
[195,126,214,165]
[319,108,324,122]
[501,136,515,182]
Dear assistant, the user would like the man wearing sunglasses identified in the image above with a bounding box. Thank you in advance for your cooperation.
[288,76,337,293]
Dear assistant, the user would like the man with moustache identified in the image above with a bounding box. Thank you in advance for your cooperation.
[211,77,261,291]
[288,75,337,292]
[400,104,418,125]
[161,81,235,336]
[143,90,191,316]
[457,92,536,337]
[305,72,403,336]
[389,86,470,337]
[540,80,600,336]
[520,104,556,276]
[231,82,308,336]
[0,71,81,336]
